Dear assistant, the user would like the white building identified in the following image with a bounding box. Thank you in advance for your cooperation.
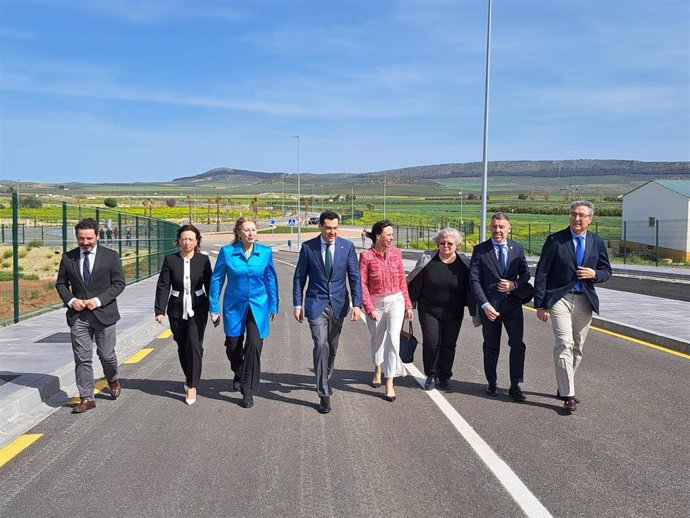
[622,180,690,261]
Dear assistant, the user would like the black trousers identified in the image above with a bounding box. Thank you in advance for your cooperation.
[479,305,525,386]
[225,308,263,395]
[418,308,463,380]
[169,312,208,388]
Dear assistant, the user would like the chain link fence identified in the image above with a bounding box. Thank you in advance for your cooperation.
[1,193,179,325]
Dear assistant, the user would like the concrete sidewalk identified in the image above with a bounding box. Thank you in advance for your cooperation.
[0,276,164,449]
[1,243,688,450]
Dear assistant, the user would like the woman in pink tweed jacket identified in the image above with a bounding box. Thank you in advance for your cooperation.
[359,220,414,402]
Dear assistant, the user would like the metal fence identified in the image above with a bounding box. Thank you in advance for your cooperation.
[620,219,690,264]
[0,193,179,325]
[394,218,689,266]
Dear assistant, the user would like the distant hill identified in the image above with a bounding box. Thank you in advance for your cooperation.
[172,160,689,187]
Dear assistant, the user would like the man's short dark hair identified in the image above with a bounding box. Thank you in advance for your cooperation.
[491,212,511,224]
[319,210,340,225]
[74,218,99,235]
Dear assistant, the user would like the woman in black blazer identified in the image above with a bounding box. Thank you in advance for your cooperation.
[155,224,212,405]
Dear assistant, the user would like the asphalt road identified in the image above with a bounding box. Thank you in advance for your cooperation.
[1,250,688,518]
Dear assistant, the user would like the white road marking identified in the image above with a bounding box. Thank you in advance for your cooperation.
[405,363,553,518]
[275,252,553,517]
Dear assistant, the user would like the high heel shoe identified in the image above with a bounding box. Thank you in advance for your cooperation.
[371,368,383,388]
[185,387,197,405]
[385,394,396,402]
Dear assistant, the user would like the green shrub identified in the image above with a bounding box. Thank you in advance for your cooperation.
[20,196,43,208]
[27,238,43,249]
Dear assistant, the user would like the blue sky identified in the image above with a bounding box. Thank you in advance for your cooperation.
[1,0,688,183]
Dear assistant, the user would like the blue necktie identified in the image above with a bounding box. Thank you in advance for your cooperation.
[325,243,333,278]
[83,251,91,287]
[574,235,585,291]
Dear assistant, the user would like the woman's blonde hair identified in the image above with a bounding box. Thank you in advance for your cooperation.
[232,216,256,244]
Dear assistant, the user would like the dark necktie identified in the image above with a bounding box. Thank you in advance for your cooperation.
[497,245,507,276]
[83,251,91,287]
[325,243,333,278]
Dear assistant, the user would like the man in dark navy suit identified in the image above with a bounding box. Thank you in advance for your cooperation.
[534,201,611,413]
[56,218,126,413]
[293,210,362,414]
[470,213,531,401]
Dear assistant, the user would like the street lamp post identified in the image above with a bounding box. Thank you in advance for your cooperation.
[291,135,301,250]
[383,174,388,219]
[458,191,463,231]
[480,0,493,241]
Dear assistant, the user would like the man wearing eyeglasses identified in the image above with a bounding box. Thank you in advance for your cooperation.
[534,200,611,413]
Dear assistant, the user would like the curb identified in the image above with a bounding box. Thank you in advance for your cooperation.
[592,317,690,355]
[0,316,165,449]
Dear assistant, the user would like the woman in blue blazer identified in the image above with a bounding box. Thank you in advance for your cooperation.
[209,217,279,408]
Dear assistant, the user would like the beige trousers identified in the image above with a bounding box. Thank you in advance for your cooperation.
[549,293,593,397]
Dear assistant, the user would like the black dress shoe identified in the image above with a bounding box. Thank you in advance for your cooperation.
[424,377,435,391]
[370,379,382,388]
[564,397,577,413]
[318,396,331,414]
[437,378,450,391]
[385,395,396,402]
[556,390,580,404]
[486,383,498,396]
[508,385,526,402]
[241,394,254,409]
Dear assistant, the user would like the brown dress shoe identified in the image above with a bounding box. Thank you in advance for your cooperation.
[72,399,96,414]
[564,397,577,413]
[108,380,122,399]
[557,390,580,404]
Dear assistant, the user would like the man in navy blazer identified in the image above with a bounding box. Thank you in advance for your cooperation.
[534,200,611,413]
[293,210,362,414]
[470,212,531,401]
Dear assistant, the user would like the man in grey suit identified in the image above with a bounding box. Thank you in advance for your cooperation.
[293,210,362,414]
[56,218,126,413]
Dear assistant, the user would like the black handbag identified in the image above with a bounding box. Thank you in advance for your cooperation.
[399,321,418,364]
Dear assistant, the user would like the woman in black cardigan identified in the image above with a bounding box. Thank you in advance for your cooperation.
[155,224,212,405]
[407,227,479,391]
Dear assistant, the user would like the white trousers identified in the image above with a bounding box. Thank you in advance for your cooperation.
[366,292,406,379]
[549,293,593,397]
